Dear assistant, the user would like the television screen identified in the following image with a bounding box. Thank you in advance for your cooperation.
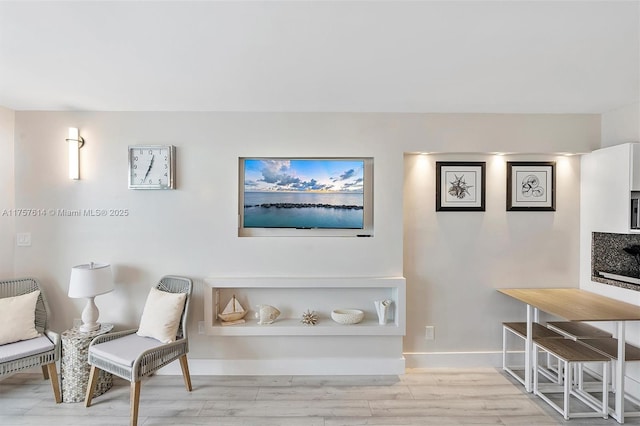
[239,158,373,236]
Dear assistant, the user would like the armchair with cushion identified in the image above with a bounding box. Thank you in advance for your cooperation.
[84,275,193,426]
[0,277,61,403]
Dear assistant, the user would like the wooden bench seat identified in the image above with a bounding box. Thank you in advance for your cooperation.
[534,337,609,420]
[546,321,612,340]
[503,322,564,339]
[535,338,611,363]
[578,338,640,361]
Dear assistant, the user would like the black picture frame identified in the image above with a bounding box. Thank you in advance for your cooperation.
[436,162,486,211]
[506,161,556,211]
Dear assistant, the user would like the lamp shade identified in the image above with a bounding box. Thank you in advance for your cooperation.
[68,262,114,298]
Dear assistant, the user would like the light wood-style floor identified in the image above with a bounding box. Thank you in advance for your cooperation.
[1,368,639,425]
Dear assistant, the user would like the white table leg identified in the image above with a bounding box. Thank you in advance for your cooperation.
[614,321,626,423]
[525,304,533,392]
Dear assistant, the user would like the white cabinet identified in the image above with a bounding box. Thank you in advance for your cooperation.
[203,276,406,336]
[632,144,640,191]
[581,143,640,234]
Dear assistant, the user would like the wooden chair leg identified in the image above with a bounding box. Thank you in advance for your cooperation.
[130,381,141,426]
[41,365,49,380]
[84,365,100,407]
[179,355,192,392]
[46,363,61,403]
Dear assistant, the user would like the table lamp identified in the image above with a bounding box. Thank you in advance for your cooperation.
[68,262,114,332]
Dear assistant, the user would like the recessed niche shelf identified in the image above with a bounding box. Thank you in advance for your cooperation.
[203,277,406,336]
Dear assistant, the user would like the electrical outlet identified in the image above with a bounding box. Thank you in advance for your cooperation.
[425,325,435,340]
[198,321,204,334]
[16,232,31,247]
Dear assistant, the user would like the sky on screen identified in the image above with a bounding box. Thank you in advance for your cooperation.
[244,159,364,193]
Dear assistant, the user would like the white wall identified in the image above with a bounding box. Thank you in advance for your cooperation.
[601,102,640,148]
[0,106,15,277]
[399,113,598,367]
[404,153,582,366]
[11,112,407,369]
[10,111,600,372]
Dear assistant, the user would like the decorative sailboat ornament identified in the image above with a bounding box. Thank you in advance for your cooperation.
[218,295,247,325]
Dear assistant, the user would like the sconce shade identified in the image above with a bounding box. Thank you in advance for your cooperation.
[66,127,84,180]
[68,262,113,298]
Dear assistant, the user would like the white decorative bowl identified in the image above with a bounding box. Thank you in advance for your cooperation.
[331,309,364,325]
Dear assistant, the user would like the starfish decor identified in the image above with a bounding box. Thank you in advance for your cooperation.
[448,174,473,199]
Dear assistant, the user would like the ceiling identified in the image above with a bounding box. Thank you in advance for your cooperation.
[0,1,638,113]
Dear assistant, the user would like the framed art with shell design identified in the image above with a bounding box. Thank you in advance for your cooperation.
[507,161,556,211]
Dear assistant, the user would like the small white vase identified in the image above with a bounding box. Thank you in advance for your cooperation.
[374,299,392,325]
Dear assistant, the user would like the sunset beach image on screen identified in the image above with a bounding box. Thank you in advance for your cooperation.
[242,159,365,229]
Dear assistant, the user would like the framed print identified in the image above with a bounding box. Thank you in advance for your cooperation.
[436,162,486,211]
[507,161,555,211]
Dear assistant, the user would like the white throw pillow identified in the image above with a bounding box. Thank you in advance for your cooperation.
[136,287,186,343]
[0,291,41,346]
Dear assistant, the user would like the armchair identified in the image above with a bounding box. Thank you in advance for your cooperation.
[84,275,192,426]
[0,277,61,403]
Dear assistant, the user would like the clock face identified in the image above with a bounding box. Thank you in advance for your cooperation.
[128,145,175,189]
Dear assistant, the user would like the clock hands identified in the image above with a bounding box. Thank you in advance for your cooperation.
[142,154,154,183]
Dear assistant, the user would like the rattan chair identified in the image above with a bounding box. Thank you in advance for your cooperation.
[0,277,61,403]
[84,276,192,426]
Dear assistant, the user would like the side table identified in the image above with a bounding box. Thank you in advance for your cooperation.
[61,323,114,403]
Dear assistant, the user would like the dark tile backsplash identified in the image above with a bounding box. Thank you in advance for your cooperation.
[592,232,640,291]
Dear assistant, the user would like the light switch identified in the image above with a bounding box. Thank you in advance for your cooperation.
[425,325,435,340]
[16,232,31,247]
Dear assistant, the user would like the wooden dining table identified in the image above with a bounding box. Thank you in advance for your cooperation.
[498,288,640,423]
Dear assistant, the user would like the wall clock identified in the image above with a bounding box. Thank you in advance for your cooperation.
[128,145,175,189]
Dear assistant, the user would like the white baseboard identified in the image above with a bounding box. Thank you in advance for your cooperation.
[157,357,406,376]
[403,351,503,368]
[159,352,503,375]
[158,352,501,375]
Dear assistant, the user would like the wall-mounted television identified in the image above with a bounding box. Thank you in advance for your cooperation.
[239,157,373,237]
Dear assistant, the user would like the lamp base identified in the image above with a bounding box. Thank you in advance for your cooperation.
[79,322,100,333]
[79,296,101,333]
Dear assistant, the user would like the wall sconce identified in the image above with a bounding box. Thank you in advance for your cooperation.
[66,127,85,180]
